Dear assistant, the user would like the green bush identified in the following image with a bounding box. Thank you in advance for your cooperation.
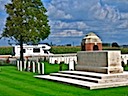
[121,48,128,54]
[50,46,81,54]
[0,46,12,55]
[103,47,128,54]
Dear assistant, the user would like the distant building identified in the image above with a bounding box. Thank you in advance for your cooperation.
[81,32,102,51]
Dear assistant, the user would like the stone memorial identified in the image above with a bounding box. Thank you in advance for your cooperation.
[35,32,128,90]
[76,51,123,74]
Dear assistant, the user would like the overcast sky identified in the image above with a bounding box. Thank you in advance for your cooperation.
[0,0,128,46]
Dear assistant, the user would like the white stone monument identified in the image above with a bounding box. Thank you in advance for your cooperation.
[76,51,123,74]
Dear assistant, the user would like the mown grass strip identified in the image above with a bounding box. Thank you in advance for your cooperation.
[1,66,128,96]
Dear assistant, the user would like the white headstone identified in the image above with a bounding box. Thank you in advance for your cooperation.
[69,59,75,71]
[17,60,20,71]
[33,61,36,73]
[20,61,22,71]
[24,61,27,70]
[28,61,31,71]
[41,63,44,74]
[38,62,40,74]
[49,57,52,64]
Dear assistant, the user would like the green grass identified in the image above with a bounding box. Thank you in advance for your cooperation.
[1,65,128,96]
[43,62,69,74]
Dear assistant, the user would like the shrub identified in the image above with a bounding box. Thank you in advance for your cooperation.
[0,46,12,55]
[50,46,81,54]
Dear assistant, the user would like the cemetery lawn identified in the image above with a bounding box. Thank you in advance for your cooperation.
[1,65,128,96]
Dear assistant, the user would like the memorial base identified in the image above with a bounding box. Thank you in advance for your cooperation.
[35,71,128,90]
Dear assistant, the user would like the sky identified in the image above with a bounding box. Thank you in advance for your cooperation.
[0,0,128,46]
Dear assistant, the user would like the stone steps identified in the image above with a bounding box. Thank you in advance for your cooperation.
[34,75,96,89]
[34,71,128,90]
[59,71,128,79]
[59,71,103,79]
[50,73,100,83]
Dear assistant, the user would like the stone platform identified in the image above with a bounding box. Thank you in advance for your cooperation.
[34,71,128,90]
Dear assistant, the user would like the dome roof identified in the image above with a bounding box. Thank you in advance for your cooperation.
[83,32,102,43]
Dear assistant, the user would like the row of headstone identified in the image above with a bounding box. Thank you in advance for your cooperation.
[17,60,44,74]
[49,56,77,64]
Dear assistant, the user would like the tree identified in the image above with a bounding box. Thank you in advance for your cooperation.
[112,42,119,47]
[2,0,50,64]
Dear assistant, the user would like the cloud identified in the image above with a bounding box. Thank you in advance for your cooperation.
[121,13,128,20]
[0,0,128,45]
[0,0,11,35]
[0,0,11,11]
[50,30,84,37]
[45,0,128,45]
[49,20,89,30]
[46,0,99,20]
[118,20,128,29]
[47,3,73,20]
[90,2,121,22]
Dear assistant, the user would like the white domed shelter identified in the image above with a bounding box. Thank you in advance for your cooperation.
[81,32,102,51]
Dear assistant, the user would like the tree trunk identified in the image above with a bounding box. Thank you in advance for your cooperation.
[20,36,24,65]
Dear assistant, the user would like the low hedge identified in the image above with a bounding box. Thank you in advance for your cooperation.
[0,46,127,55]
[0,46,12,55]
[50,46,81,54]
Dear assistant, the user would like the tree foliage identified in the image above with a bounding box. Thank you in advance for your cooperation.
[2,0,50,44]
[112,42,119,47]
[2,0,50,63]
